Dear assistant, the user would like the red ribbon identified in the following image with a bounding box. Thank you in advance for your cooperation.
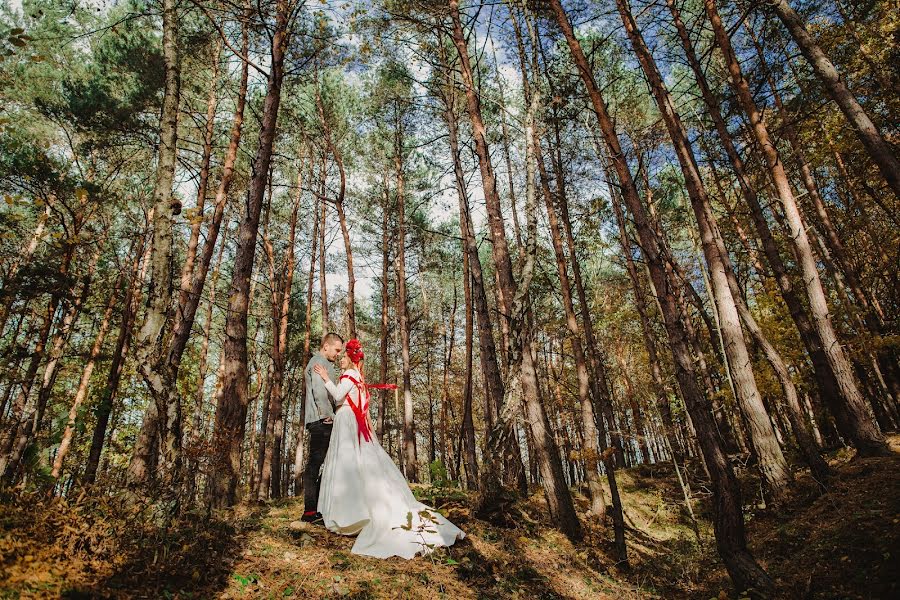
[368,383,398,390]
[340,374,372,443]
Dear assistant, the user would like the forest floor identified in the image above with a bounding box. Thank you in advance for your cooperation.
[1,436,898,599]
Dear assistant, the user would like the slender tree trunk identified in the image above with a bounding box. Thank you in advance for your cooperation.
[460,247,478,489]
[439,39,513,489]
[449,0,579,540]
[0,204,50,336]
[616,348,648,464]
[315,79,356,339]
[51,278,119,480]
[664,0,855,450]
[393,116,418,482]
[513,12,608,521]
[608,176,678,454]
[293,196,319,495]
[0,303,54,480]
[617,0,791,500]
[536,146,606,518]
[550,0,771,592]
[180,39,222,296]
[439,287,457,475]
[84,236,150,484]
[32,261,94,434]
[705,0,888,456]
[378,182,390,441]
[186,227,228,500]
[768,0,900,197]
[747,26,886,331]
[748,26,899,412]
[208,0,290,508]
[259,163,302,500]
[126,0,182,488]
[318,155,330,332]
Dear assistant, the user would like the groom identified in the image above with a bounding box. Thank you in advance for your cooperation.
[301,332,344,524]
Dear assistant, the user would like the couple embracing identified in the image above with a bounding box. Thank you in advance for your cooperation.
[300,333,465,559]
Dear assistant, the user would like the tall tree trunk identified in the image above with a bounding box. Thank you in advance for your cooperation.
[293,196,319,495]
[259,162,302,500]
[318,155,330,332]
[664,0,856,450]
[439,287,457,475]
[377,182,390,441]
[747,26,886,332]
[51,277,120,480]
[180,39,222,297]
[550,0,772,592]
[186,226,228,501]
[0,303,54,480]
[438,38,511,490]
[0,204,50,336]
[315,78,356,339]
[616,0,791,500]
[608,171,678,455]
[767,0,900,197]
[208,0,290,508]
[705,0,888,456]
[460,246,478,489]
[513,11,613,527]
[394,116,418,482]
[126,0,182,488]
[84,238,148,484]
[747,25,899,412]
[449,0,580,540]
[536,146,607,518]
[32,258,94,434]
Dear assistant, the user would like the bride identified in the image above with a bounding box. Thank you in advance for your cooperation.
[312,339,465,559]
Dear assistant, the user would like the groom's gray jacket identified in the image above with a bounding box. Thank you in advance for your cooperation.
[304,354,337,426]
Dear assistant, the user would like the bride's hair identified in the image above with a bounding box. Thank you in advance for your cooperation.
[346,339,366,382]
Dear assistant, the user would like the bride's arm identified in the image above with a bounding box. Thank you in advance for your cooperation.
[313,364,354,406]
[324,378,354,407]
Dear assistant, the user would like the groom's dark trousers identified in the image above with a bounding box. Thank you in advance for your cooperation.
[303,419,333,512]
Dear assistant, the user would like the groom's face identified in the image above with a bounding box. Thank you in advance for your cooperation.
[324,340,344,362]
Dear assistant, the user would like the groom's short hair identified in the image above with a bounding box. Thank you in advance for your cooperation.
[320,332,344,349]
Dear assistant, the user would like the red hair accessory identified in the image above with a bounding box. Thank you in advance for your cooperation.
[346,338,364,363]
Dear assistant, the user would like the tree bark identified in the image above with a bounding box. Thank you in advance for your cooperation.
[126,0,182,488]
[616,0,791,500]
[83,238,147,484]
[393,108,418,482]
[450,0,580,541]
[259,161,302,500]
[438,37,512,490]
[180,39,222,298]
[549,0,771,592]
[51,276,120,480]
[377,183,390,442]
[318,155,330,332]
[208,0,290,508]
[705,0,888,457]
[294,196,319,495]
[768,0,900,197]
[664,0,861,454]
[0,303,54,480]
[315,74,356,338]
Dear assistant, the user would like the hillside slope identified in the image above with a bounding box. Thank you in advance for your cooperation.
[2,439,898,599]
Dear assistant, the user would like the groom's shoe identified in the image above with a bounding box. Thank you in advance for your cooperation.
[301,511,324,525]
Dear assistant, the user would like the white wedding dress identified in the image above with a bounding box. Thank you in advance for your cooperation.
[318,368,465,559]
